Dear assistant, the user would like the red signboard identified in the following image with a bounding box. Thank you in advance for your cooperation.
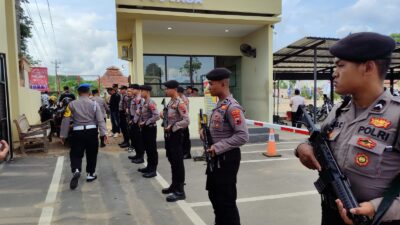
[29,67,49,91]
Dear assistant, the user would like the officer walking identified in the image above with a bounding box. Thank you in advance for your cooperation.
[161,80,190,202]
[295,32,400,225]
[137,85,160,178]
[203,68,249,225]
[178,86,192,159]
[128,84,146,164]
[60,83,108,190]
[91,89,109,148]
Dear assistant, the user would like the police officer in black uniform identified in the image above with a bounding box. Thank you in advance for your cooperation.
[161,80,190,202]
[204,68,249,225]
[60,84,108,190]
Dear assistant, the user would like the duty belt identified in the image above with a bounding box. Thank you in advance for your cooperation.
[73,125,97,131]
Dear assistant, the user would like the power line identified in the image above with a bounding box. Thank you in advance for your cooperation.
[23,2,49,63]
[45,0,57,56]
[33,0,50,44]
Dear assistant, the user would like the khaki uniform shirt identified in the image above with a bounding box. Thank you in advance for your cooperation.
[210,96,249,155]
[167,97,190,132]
[140,98,160,126]
[322,91,400,221]
[91,96,108,118]
[60,96,107,138]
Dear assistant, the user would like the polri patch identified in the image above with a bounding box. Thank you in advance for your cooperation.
[357,137,376,149]
[355,153,369,167]
[231,109,242,125]
[369,117,391,129]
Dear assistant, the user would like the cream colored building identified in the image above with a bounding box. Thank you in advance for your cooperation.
[116,0,281,138]
[1,0,41,144]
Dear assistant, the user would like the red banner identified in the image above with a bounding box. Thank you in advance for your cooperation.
[29,67,49,91]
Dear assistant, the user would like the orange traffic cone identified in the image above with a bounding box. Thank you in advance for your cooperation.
[263,128,281,157]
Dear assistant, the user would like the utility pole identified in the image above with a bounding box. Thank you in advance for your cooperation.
[52,60,61,94]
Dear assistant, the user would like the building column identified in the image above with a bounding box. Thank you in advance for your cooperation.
[131,19,144,84]
[241,25,273,122]
[5,0,21,140]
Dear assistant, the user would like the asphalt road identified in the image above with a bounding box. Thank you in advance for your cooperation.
[0,133,322,225]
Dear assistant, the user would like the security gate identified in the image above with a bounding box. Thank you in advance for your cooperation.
[0,53,12,160]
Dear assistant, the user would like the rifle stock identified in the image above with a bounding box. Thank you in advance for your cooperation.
[299,105,371,225]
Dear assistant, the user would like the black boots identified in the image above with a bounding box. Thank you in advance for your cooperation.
[162,183,176,194]
[166,183,186,202]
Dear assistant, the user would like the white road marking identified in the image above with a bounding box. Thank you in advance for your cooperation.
[241,148,294,154]
[144,161,207,225]
[240,158,297,164]
[188,190,318,207]
[38,156,64,225]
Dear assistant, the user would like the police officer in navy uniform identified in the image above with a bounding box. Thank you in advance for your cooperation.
[60,84,108,190]
[137,85,160,178]
[295,32,400,224]
[204,68,249,225]
[178,86,192,159]
[128,84,146,164]
[161,80,190,202]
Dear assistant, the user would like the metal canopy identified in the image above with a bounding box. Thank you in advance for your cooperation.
[273,36,400,80]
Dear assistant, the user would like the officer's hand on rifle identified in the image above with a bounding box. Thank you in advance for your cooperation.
[160,112,164,119]
[296,143,321,171]
[335,199,375,225]
[199,128,205,141]
[164,125,172,132]
[207,145,216,157]
[139,121,145,128]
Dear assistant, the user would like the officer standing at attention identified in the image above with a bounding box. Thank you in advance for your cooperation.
[161,80,190,202]
[295,32,400,225]
[91,89,109,148]
[60,84,108,190]
[203,68,249,225]
[178,86,192,159]
[128,84,146,164]
[119,86,130,148]
[137,85,160,178]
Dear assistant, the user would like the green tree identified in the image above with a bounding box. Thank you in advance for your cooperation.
[390,33,400,43]
[16,0,37,64]
[179,57,202,77]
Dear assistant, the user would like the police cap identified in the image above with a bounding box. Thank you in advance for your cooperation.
[77,83,90,92]
[130,84,140,89]
[330,32,396,62]
[163,80,179,89]
[206,68,231,81]
[139,85,152,91]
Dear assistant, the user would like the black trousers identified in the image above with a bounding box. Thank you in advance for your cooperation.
[142,125,158,171]
[165,130,185,186]
[182,127,191,156]
[206,148,241,225]
[321,195,400,225]
[119,111,129,143]
[291,111,302,128]
[70,129,99,174]
[130,123,144,157]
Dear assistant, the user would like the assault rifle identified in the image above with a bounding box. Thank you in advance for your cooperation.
[299,105,371,225]
[198,109,215,173]
[161,98,169,138]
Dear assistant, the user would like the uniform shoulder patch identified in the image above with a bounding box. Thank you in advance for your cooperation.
[231,108,242,125]
[178,102,187,114]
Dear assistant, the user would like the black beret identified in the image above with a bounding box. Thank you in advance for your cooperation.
[177,86,185,93]
[112,84,118,88]
[163,80,179,89]
[206,68,231,81]
[119,85,128,90]
[130,84,140,89]
[330,32,396,62]
[139,85,152,91]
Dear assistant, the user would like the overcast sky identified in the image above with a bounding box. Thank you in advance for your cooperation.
[25,0,399,76]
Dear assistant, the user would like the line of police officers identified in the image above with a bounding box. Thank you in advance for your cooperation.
[58,32,400,225]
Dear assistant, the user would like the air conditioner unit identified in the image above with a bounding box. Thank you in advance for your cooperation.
[121,45,133,61]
